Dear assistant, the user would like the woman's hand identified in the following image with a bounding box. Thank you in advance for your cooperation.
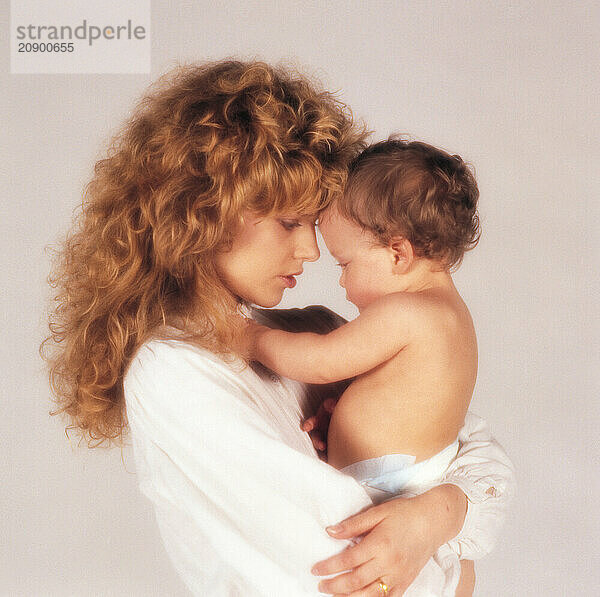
[311,484,467,596]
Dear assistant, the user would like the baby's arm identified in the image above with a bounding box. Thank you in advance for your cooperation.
[251,293,418,383]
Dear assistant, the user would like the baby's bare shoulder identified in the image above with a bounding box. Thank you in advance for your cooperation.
[374,290,460,320]
[370,291,471,344]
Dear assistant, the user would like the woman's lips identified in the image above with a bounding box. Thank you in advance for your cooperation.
[279,274,298,288]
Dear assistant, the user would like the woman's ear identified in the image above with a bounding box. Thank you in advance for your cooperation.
[389,237,414,273]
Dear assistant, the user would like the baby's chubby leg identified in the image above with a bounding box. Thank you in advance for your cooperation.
[455,560,475,597]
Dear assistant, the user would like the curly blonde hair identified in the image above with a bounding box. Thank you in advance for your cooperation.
[43,60,367,445]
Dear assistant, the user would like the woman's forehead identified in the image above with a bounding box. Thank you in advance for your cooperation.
[275,210,319,223]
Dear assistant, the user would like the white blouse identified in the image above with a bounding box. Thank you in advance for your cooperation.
[124,309,515,597]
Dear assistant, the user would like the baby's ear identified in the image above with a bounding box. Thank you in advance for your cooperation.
[389,237,414,274]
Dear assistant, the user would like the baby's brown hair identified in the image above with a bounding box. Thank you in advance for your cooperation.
[337,138,480,269]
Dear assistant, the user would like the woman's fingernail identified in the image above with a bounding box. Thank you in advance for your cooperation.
[311,566,320,575]
[326,524,341,535]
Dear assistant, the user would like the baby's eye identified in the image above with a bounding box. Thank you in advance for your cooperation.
[279,219,302,231]
[335,262,348,268]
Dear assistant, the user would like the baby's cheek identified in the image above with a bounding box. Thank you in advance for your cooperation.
[344,280,365,308]
[352,280,380,308]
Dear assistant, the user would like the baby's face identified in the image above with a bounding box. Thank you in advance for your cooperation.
[319,207,397,311]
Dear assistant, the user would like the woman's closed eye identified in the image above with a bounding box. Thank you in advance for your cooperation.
[279,219,302,231]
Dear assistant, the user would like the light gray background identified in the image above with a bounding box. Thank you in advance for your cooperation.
[3,1,599,595]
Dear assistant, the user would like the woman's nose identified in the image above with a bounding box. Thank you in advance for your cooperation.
[294,226,320,262]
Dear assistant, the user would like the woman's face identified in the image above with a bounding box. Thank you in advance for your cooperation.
[215,212,320,307]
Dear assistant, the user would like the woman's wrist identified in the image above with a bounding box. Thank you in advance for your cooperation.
[418,483,468,550]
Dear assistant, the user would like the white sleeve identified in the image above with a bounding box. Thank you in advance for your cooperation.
[124,340,372,597]
[440,412,516,560]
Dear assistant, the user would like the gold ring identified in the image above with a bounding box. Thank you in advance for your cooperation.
[377,579,389,595]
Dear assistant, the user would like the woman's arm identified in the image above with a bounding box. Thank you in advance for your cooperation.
[252,294,418,383]
[441,412,516,559]
[124,338,374,596]
[311,414,515,594]
[311,484,467,595]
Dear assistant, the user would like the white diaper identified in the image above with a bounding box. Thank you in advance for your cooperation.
[341,440,460,503]
[342,441,462,596]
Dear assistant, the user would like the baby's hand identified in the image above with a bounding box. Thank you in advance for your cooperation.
[301,398,338,459]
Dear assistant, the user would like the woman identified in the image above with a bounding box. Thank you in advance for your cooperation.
[44,60,514,596]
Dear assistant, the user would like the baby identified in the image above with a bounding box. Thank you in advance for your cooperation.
[252,138,479,470]
[249,138,481,595]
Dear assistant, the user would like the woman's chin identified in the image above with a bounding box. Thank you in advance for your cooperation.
[249,291,285,309]
[258,298,284,309]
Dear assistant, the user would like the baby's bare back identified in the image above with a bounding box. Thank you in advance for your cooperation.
[327,292,477,470]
